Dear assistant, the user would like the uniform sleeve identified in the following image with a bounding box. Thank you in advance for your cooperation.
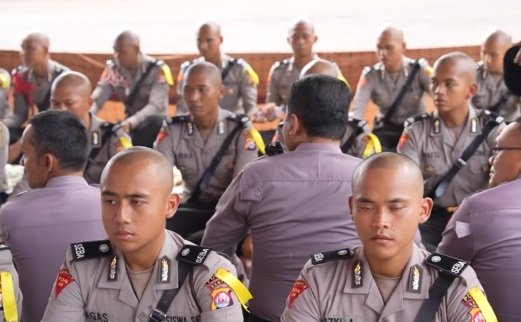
[265,63,281,105]
[238,63,258,114]
[0,248,23,317]
[90,67,115,115]
[349,67,374,120]
[437,198,475,260]
[281,264,321,322]
[40,258,87,322]
[4,91,29,128]
[195,254,244,322]
[397,126,421,165]
[201,173,250,258]
[125,68,169,129]
[233,129,258,178]
[154,121,176,165]
[0,122,9,191]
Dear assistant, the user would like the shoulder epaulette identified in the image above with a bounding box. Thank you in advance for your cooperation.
[347,117,366,130]
[479,109,504,125]
[180,59,195,72]
[100,122,115,131]
[70,240,113,262]
[265,142,284,156]
[425,253,469,277]
[0,243,9,251]
[177,245,212,266]
[168,115,190,125]
[311,248,353,265]
[404,113,432,128]
[226,114,248,126]
[362,65,374,75]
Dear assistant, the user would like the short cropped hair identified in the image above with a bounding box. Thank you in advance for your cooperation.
[29,110,89,171]
[287,75,350,140]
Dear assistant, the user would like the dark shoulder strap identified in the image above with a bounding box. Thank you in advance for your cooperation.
[383,60,422,125]
[188,116,245,202]
[414,253,468,322]
[427,112,503,199]
[85,123,116,171]
[125,60,159,109]
[221,58,238,81]
[341,118,366,153]
[37,66,65,112]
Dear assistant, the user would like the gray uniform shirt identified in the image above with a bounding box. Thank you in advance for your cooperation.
[472,62,521,122]
[176,54,258,114]
[0,176,106,322]
[91,54,170,129]
[84,113,131,184]
[154,108,258,203]
[202,143,362,321]
[0,122,9,193]
[398,107,504,208]
[350,56,431,124]
[41,231,244,322]
[281,244,492,322]
[438,177,521,322]
[5,60,69,128]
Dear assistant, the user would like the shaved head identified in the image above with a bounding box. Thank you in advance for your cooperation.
[300,59,338,79]
[52,71,92,99]
[353,152,424,195]
[482,30,512,74]
[23,32,50,49]
[198,21,222,36]
[288,17,315,36]
[379,26,404,44]
[102,147,173,194]
[185,61,222,87]
[434,52,477,83]
[485,30,512,47]
[115,30,140,48]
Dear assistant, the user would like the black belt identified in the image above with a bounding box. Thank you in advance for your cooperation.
[248,313,273,322]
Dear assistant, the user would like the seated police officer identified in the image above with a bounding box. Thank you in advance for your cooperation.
[281,152,496,322]
[154,62,260,241]
[41,147,249,322]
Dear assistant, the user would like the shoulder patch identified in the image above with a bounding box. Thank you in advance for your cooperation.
[425,253,469,277]
[479,109,504,126]
[70,240,113,262]
[177,245,212,266]
[311,248,352,265]
[404,113,431,128]
[226,114,248,126]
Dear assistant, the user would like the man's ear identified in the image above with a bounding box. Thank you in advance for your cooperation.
[166,193,180,219]
[419,197,434,224]
[348,195,354,218]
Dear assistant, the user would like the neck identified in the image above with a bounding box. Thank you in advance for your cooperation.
[385,58,404,74]
[206,54,222,67]
[439,105,469,127]
[366,244,413,278]
[293,53,314,69]
[193,110,219,130]
[124,232,165,271]
[33,60,49,77]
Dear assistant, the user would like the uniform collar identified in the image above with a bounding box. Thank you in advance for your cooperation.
[96,231,183,308]
[293,142,342,153]
[430,105,480,137]
[288,53,320,73]
[88,111,103,132]
[44,175,88,188]
[376,55,412,79]
[185,107,229,142]
[28,59,56,82]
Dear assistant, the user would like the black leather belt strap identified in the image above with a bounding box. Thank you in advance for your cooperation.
[414,273,456,322]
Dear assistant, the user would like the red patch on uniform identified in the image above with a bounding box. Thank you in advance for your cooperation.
[287,279,308,308]
[461,292,486,322]
[397,132,409,151]
[54,268,74,298]
[155,128,169,145]
[210,287,233,310]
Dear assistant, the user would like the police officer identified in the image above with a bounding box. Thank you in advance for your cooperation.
[41,147,248,322]
[281,152,496,322]
[90,30,173,148]
[155,62,260,239]
[0,244,22,322]
[350,26,432,150]
[398,52,505,251]
[51,71,132,184]
[202,75,362,322]
[176,21,259,115]
[438,119,521,322]
[3,32,69,147]
[472,30,520,122]
[0,69,10,119]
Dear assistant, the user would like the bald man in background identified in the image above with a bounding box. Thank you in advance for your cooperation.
[473,30,520,122]
[398,52,505,250]
[91,30,173,147]
[350,26,432,151]
[176,21,259,114]
[51,71,131,184]
[4,32,68,152]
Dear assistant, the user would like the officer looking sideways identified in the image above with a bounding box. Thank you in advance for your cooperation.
[41,147,249,322]
[281,152,497,322]
[398,52,504,251]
